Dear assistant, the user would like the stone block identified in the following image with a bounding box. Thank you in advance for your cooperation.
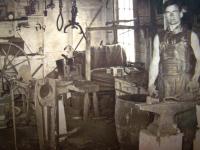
[139,129,183,150]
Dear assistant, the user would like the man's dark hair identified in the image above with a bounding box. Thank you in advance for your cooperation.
[163,0,182,11]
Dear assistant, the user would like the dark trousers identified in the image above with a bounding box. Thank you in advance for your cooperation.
[175,108,197,150]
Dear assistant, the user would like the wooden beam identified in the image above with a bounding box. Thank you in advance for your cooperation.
[85,29,91,80]
[113,0,118,44]
[87,25,134,31]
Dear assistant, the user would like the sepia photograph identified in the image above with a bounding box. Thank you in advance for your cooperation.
[0,0,200,150]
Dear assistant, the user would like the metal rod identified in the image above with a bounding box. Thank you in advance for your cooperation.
[74,3,104,51]
[16,32,33,54]
[32,64,43,77]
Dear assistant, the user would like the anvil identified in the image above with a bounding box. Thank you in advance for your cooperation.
[136,99,200,136]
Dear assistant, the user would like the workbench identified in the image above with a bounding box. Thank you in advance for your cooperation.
[35,78,100,150]
[115,76,147,96]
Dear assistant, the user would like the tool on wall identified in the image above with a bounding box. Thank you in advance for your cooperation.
[64,0,86,40]
[44,0,48,16]
[56,0,64,31]
[0,0,15,21]
[25,0,37,15]
[74,0,109,51]
[16,21,30,31]
[47,0,55,9]
[44,0,55,16]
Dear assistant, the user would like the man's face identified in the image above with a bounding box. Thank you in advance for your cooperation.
[164,5,182,26]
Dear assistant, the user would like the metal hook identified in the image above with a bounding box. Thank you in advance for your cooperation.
[63,0,86,40]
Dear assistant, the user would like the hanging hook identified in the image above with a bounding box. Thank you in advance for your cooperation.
[63,0,86,40]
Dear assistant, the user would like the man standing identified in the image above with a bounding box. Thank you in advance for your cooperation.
[148,0,200,149]
[149,0,200,100]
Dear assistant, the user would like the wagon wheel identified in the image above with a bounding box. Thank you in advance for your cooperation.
[0,42,30,95]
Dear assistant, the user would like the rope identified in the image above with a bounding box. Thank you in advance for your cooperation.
[56,0,64,31]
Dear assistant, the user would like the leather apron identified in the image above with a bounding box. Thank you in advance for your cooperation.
[158,29,197,150]
[158,28,196,101]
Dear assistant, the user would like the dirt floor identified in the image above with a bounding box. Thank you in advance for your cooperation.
[0,118,119,150]
[0,91,121,150]
[0,126,39,150]
[60,118,120,150]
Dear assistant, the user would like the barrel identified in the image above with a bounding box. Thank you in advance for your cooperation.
[115,94,152,150]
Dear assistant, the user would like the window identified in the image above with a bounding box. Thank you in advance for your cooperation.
[117,0,135,62]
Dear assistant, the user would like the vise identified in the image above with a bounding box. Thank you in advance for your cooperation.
[136,98,200,136]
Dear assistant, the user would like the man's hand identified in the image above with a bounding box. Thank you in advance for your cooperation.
[148,85,158,97]
[187,79,199,93]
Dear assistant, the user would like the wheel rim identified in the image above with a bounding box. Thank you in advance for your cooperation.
[0,42,30,94]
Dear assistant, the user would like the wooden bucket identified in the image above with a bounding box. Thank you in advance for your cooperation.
[115,94,152,150]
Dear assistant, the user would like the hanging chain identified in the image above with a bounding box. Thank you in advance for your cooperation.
[71,0,78,24]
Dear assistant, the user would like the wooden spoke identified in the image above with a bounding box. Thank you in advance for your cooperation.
[4,50,22,70]
[1,51,18,75]
[1,75,10,91]
[7,42,11,56]
[2,43,12,67]
[1,48,8,68]
[0,42,30,94]
[1,48,6,56]
[7,59,29,70]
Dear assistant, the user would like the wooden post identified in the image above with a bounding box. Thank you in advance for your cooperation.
[85,28,91,81]
[35,79,57,150]
[93,92,99,117]
[11,86,17,150]
[83,93,90,120]
[35,84,45,150]
[113,0,118,44]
